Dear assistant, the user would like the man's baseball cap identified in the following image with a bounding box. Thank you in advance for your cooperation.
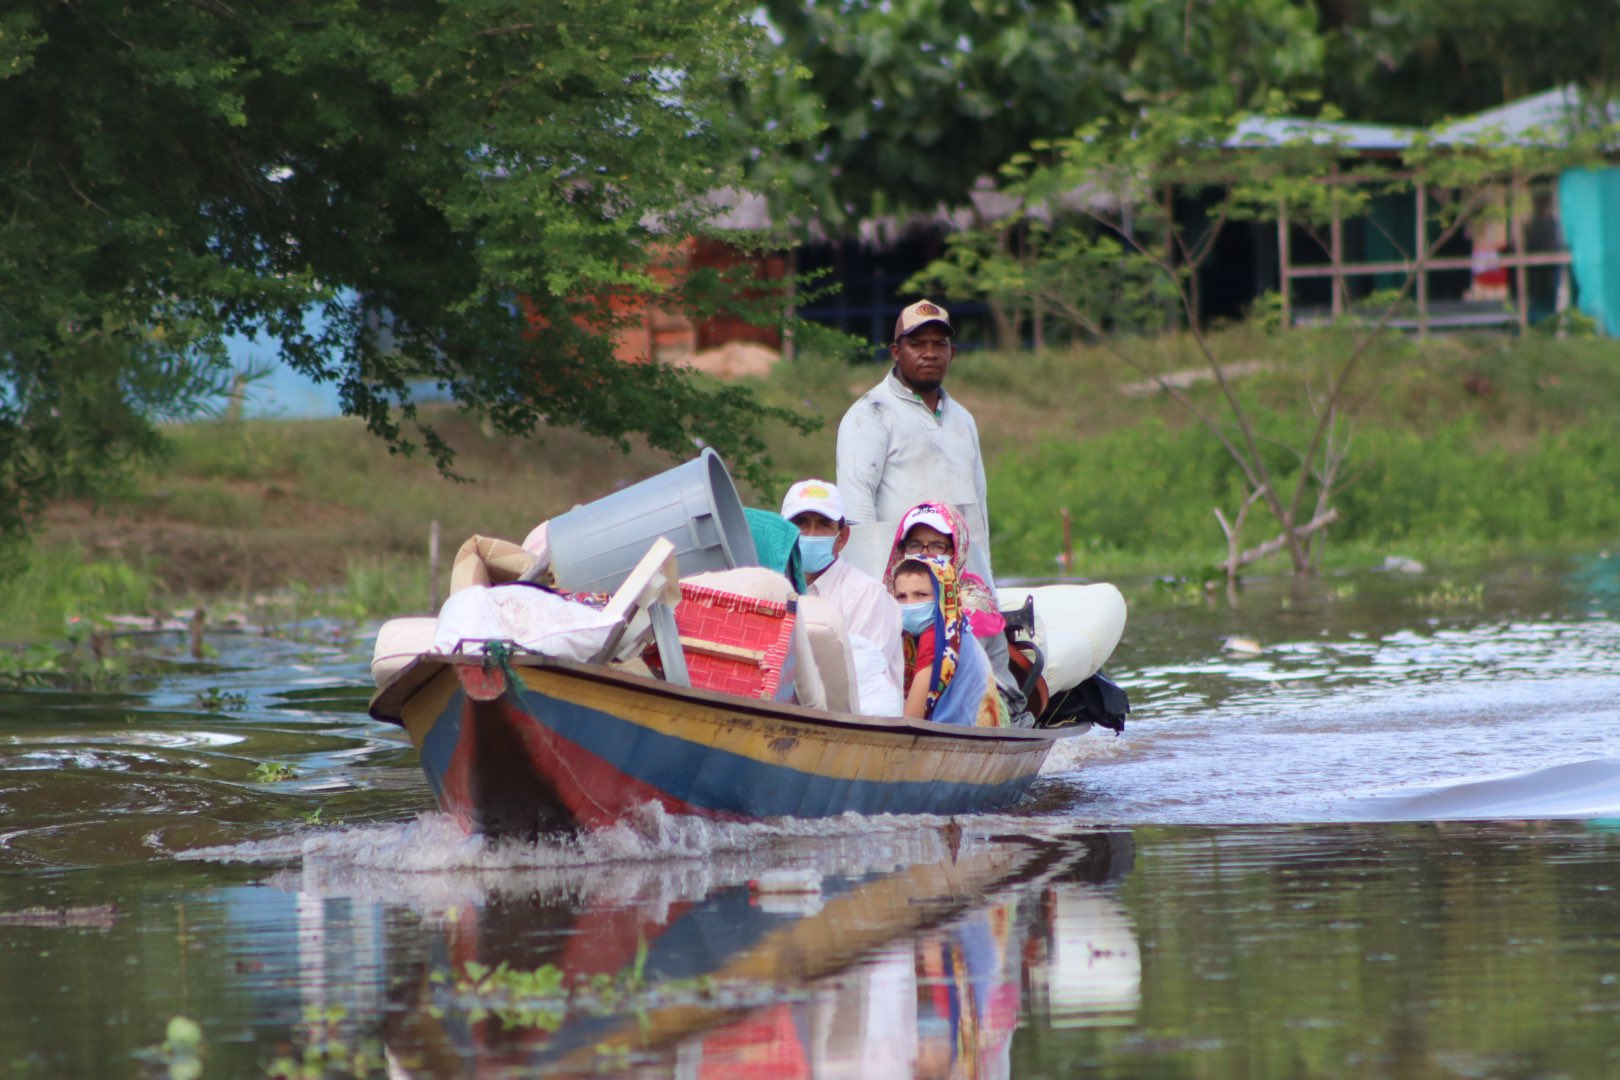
[893,299,953,342]
[781,479,845,523]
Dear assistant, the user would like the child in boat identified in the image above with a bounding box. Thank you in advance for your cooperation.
[891,556,1007,726]
[884,502,1030,725]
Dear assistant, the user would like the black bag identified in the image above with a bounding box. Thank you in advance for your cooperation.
[1036,670,1129,733]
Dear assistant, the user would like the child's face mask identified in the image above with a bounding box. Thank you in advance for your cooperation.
[900,600,936,636]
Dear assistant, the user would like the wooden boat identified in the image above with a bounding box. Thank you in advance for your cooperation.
[367,456,1124,838]
[368,649,1081,837]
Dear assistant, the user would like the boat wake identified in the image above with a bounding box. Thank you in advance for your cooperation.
[182,804,979,903]
[1350,757,1620,821]
[187,801,963,866]
[180,800,1107,910]
[1038,727,1135,774]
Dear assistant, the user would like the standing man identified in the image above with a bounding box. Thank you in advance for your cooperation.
[835,299,995,585]
[781,478,905,698]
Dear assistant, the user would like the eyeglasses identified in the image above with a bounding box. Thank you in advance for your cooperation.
[902,540,952,556]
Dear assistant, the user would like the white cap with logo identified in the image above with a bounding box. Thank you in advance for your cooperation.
[781,479,845,523]
[894,299,953,341]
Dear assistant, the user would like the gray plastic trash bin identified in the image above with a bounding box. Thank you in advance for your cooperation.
[547,449,759,594]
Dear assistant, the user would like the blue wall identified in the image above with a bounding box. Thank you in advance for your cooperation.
[223,337,346,419]
[1560,165,1620,336]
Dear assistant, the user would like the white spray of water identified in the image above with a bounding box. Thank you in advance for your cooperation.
[182,801,1092,914]
[185,804,1023,910]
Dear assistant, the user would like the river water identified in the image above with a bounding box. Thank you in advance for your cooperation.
[4,552,1620,1077]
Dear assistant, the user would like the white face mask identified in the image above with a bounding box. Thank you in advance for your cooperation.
[900,600,936,636]
[797,534,837,574]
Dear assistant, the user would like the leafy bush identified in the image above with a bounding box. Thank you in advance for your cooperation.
[0,545,160,636]
[992,411,1620,578]
[340,556,429,619]
[1337,424,1620,545]
[991,419,1260,576]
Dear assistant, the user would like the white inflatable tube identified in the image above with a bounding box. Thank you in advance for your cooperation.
[997,583,1127,692]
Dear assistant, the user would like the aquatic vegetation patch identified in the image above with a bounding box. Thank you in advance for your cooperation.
[133,1015,204,1080]
[0,631,143,691]
[432,946,811,1039]
[251,762,298,783]
[1412,579,1486,609]
[0,544,161,640]
[0,643,69,689]
[194,687,248,712]
[263,1004,382,1080]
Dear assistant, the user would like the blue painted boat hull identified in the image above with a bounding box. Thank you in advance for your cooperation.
[370,656,1070,836]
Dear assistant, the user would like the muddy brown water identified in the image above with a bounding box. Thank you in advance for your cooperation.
[4,552,1620,1077]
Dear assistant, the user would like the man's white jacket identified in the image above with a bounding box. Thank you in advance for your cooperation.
[835,368,994,585]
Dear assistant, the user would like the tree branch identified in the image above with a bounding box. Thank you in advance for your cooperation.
[1185,186,1233,271]
[61,166,109,215]
[1280,185,1492,537]
[1076,203,1282,520]
[1228,507,1340,570]
[1043,289,1267,495]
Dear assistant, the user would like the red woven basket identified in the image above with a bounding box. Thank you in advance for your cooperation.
[670,584,797,700]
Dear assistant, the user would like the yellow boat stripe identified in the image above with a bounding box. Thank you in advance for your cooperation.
[507,666,1045,788]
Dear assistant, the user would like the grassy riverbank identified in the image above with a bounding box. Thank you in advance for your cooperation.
[9,326,1620,640]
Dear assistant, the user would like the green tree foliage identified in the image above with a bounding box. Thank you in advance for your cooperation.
[751,0,1324,227]
[1319,0,1620,124]
[0,1,815,544]
[753,0,1108,225]
[1105,0,1323,111]
[911,98,1612,580]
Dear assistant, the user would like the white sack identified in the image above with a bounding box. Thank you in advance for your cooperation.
[433,583,621,661]
[849,632,905,718]
[371,616,439,689]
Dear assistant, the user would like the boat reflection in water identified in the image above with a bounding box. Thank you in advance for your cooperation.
[272,823,1140,1078]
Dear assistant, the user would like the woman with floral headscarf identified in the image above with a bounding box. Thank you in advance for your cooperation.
[891,555,1007,726]
[886,500,1032,725]
[882,502,1004,638]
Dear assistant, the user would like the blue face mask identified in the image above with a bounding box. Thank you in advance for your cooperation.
[900,600,937,636]
[797,534,837,575]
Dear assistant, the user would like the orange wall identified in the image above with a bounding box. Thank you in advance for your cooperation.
[614,239,787,363]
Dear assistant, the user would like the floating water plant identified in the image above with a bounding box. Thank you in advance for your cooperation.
[264,1004,382,1080]
[1413,579,1486,609]
[195,687,247,711]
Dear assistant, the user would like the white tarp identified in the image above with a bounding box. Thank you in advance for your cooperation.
[432,584,621,661]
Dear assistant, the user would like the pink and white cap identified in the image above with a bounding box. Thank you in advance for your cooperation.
[899,505,954,538]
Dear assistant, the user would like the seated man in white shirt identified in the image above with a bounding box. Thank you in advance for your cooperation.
[781,479,905,707]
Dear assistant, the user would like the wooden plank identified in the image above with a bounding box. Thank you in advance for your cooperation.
[1416,183,1429,338]
[650,602,690,688]
[1330,164,1345,318]
[678,637,768,665]
[1285,252,1571,279]
[1278,203,1292,330]
[1513,173,1530,336]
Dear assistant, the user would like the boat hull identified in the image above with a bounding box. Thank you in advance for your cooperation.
[377,656,1066,836]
